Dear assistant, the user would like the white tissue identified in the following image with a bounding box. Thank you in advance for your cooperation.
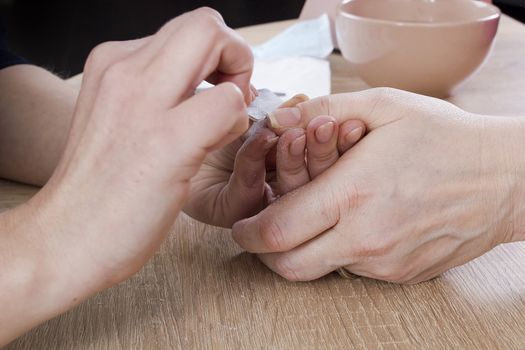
[251,58,330,101]
[250,15,334,100]
[252,15,334,60]
[198,15,333,101]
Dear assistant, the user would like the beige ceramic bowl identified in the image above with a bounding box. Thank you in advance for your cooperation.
[335,0,501,97]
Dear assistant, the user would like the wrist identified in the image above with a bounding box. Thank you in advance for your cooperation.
[0,203,79,344]
[510,117,525,243]
[482,115,525,243]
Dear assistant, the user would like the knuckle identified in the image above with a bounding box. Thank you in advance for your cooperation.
[84,41,118,75]
[193,7,225,30]
[195,7,223,20]
[259,219,287,252]
[281,161,306,177]
[100,61,135,92]
[273,256,303,282]
[310,150,337,164]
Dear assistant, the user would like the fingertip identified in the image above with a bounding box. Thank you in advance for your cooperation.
[266,107,302,134]
[277,128,305,154]
[276,128,309,195]
[232,217,256,251]
[306,115,338,131]
[338,120,366,153]
[279,94,310,108]
[289,134,307,157]
[241,126,279,158]
[340,120,366,137]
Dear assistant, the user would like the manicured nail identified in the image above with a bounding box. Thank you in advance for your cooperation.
[315,122,335,144]
[345,126,364,146]
[289,135,306,156]
[267,108,301,129]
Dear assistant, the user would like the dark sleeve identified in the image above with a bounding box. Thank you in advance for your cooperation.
[0,20,27,70]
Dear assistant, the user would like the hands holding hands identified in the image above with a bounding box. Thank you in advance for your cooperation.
[183,95,366,227]
[3,6,524,345]
[233,88,525,284]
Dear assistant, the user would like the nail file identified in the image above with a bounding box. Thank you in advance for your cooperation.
[247,89,283,122]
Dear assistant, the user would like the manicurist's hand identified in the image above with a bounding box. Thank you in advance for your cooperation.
[183,95,366,227]
[232,88,525,284]
[0,7,254,345]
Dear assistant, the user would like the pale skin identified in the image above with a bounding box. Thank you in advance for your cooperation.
[0,8,256,344]
[3,6,521,346]
[233,88,525,284]
[0,8,364,345]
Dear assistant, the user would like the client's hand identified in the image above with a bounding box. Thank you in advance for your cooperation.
[233,88,525,284]
[184,95,366,227]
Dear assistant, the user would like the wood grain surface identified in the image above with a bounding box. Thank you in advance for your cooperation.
[3,15,525,350]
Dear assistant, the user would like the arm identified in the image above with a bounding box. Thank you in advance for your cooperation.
[0,65,78,186]
[0,7,253,345]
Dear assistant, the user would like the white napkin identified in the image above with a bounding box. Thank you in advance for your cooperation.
[252,14,334,60]
[250,15,334,101]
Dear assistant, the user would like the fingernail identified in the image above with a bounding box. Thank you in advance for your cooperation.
[267,108,301,129]
[286,94,309,105]
[289,135,306,156]
[345,126,364,146]
[315,122,335,144]
[265,136,279,149]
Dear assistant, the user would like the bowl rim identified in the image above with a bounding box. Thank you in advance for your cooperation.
[338,0,501,27]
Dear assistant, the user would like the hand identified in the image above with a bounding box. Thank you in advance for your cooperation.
[233,88,525,284]
[183,95,366,227]
[1,7,255,344]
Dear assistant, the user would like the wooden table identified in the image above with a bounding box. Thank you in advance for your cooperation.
[4,15,525,350]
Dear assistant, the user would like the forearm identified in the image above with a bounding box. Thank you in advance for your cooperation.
[0,65,78,186]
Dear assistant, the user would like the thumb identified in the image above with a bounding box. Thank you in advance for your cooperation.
[267,88,409,135]
[171,82,250,153]
[164,82,249,183]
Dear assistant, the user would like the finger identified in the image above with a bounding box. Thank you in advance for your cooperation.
[222,127,279,225]
[83,37,151,90]
[306,116,339,179]
[276,128,309,195]
[169,82,249,161]
[67,38,150,148]
[338,120,367,154]
[250,84,259,101]
[256,224,354,281]
[264,94,311,172]
[232,165,347,253]
[278,94,309,109]
[267,88,410,134]
[241,119,267,142]
[140,8,254,107]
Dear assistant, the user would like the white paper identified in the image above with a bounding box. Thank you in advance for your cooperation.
[250,15,333,101]
[198,15,333,103]
[251,57,330,101]
[252,15,334,60]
